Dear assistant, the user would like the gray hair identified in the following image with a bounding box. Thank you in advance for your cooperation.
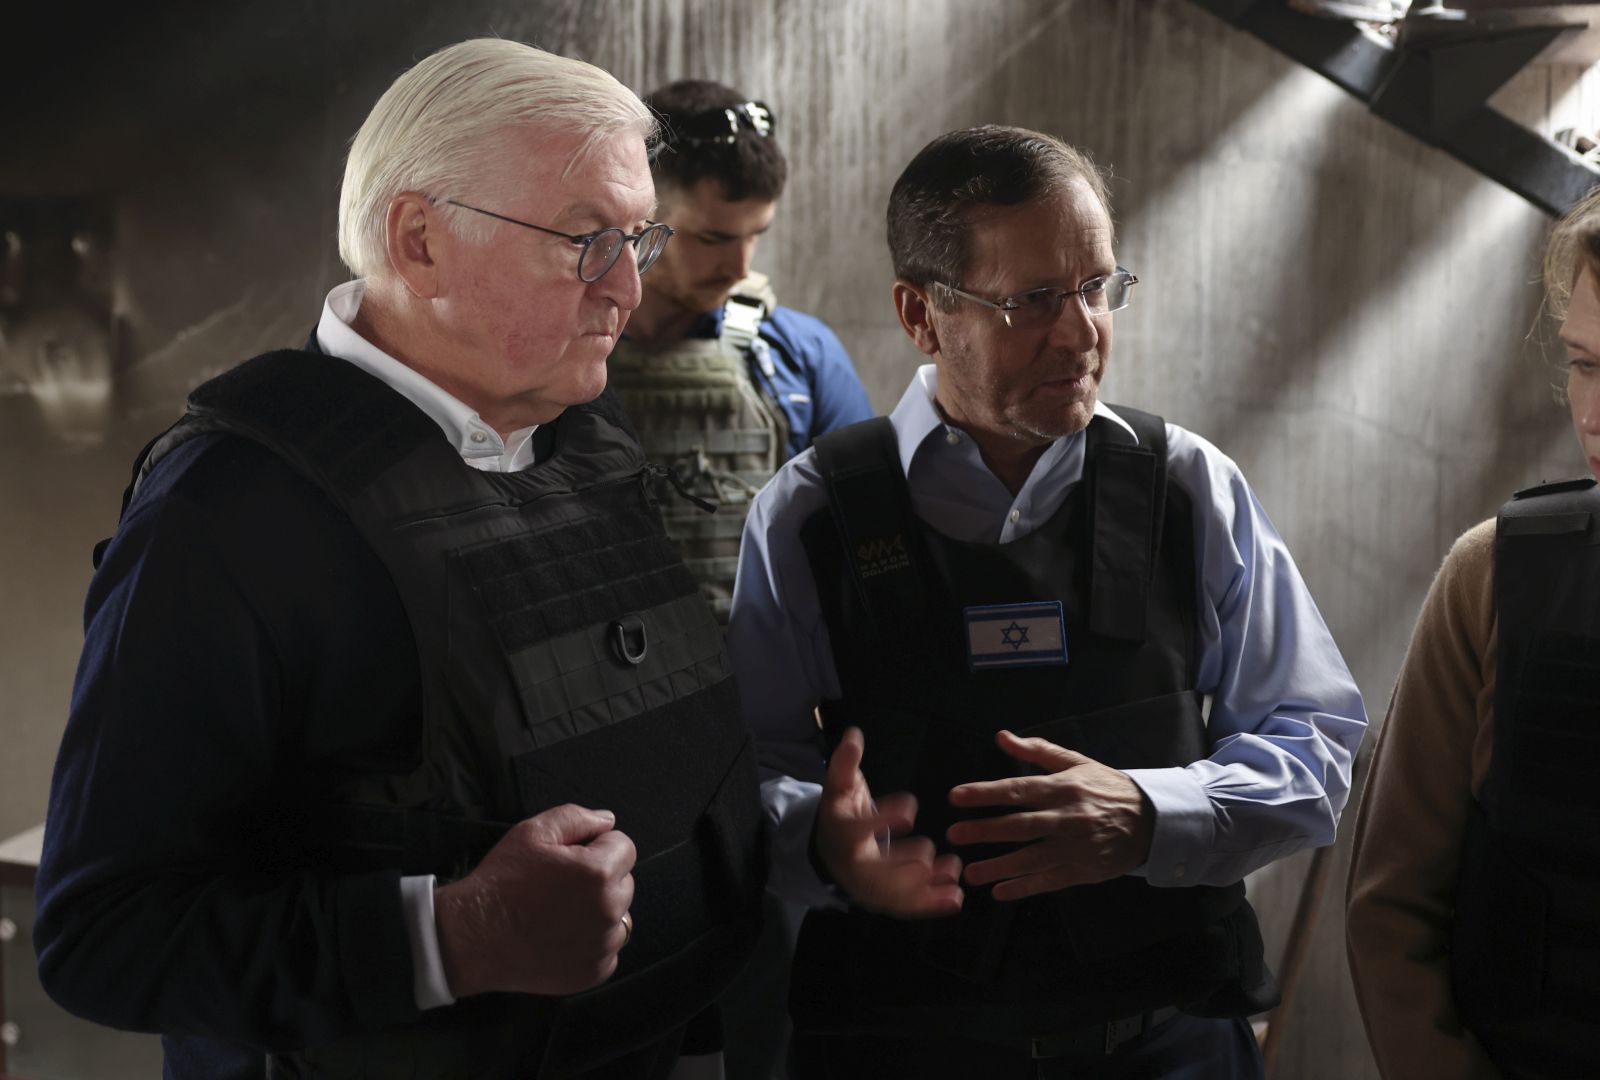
[338,38,655,279]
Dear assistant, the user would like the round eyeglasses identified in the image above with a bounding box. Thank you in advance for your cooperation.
[445,199,674,283]
[938,268,1138,330]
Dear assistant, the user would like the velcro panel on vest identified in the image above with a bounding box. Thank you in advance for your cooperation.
[508,591,731,746]
[1089,441,1157,642]
[812,418,932,656]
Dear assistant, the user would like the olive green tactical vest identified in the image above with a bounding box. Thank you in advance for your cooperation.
[609,274,790,623]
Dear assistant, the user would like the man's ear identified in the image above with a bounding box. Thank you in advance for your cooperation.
[893,279,941,358]
[384,192,443,299]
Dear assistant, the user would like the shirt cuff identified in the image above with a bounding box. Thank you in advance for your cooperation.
[1123,766,1214,887]
[761,777,849,911]
[400,875,456,1010]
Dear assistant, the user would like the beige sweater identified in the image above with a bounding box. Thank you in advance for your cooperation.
[1346,519,1501,1079]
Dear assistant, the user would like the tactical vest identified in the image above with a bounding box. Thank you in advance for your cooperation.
[608,275,790,623]
[127,351,765,1079]
[790,410,1276,1044]
[1452,477,1600,1079]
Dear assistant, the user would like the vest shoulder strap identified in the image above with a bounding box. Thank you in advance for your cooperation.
[811,417,932,660]
[185,348,443,496]
[1493,475,1600,807]
[99,349,420,567]
[1086,406,1170,642]
[721,273,779,376]
[1500,476,1600,538]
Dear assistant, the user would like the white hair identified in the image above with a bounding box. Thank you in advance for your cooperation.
[337,38,655,279]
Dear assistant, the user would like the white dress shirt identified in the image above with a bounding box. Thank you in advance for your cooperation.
[318,279,539,474]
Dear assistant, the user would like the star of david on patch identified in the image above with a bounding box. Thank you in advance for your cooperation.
[963,601,1068,671]
[1000,621,1030,650]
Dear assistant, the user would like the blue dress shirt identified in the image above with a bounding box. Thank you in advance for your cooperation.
[728,364,1368,908]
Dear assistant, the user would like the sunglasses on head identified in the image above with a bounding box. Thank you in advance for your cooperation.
[671,101,776,146]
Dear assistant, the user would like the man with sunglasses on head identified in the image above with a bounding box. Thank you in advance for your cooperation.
[727,125,1367,1078]
[35,40,765,1080]
[608,79,873,625]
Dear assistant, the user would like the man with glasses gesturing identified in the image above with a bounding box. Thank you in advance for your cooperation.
[727,126,1367,1077]
[35,39,764,1080]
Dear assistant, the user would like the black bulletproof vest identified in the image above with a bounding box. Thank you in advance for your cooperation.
[1452,477,1600,1079]
[126,351,765,1079]
[790,410,1275,1043]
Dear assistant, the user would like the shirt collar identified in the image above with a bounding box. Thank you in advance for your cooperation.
[315,280,539,470]
[889,363,1135,477]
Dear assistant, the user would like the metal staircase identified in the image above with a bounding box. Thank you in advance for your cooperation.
[1191,1,1600,215]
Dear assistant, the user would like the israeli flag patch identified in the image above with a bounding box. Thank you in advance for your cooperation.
[964,601,1068,671]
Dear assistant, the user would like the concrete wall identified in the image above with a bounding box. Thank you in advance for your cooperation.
[1,2,1586,1076]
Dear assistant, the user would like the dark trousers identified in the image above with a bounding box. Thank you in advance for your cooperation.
[791,1014,1263,1080]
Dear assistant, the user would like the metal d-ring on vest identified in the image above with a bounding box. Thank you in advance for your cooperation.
[608,275,792,625]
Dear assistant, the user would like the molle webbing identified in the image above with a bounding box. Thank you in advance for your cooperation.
[457,503,698,648]
[607,321,788,622]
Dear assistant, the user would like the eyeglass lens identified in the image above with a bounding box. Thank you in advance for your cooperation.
[1005,272,1134,329]
[577,224,673,283]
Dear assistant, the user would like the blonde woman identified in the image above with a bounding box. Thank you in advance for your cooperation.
[1347,188,1600,1080]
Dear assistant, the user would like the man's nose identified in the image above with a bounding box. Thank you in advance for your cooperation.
[725,237,758,281]
[1046,292,1101,351]
[594,244,644,309]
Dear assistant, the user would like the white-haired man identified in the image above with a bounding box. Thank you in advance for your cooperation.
[35,39,765,1080]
